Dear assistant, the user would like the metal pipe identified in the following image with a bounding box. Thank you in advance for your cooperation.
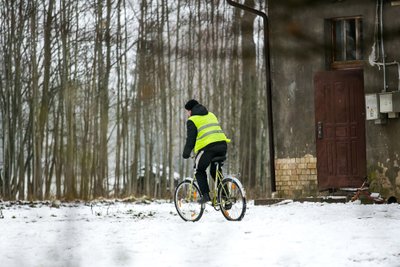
[226,0,276,193]
[374,61,400,91]
[380,0,387,92]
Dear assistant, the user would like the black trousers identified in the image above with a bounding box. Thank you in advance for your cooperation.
[194,142,227,196]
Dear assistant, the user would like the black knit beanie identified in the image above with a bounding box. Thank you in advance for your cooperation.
[184,99,199,110]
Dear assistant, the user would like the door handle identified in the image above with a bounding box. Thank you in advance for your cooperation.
[317,122,323,139]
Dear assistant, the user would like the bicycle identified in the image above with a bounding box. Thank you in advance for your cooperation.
[174,156,246,222]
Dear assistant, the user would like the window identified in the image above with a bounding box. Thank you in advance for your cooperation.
[328,16,363,69]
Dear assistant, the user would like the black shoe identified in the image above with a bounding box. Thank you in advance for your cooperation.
[198,194,210,204]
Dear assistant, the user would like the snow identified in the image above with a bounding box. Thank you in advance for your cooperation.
[1,200,400,267]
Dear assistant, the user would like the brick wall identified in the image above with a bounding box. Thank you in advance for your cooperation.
[275,154,318,198]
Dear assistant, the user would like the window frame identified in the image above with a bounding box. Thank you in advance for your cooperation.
[328,16,363,70]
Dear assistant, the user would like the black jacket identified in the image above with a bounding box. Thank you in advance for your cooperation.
[182,104,227,158]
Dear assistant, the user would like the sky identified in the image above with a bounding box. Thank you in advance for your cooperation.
[1,200,400,267]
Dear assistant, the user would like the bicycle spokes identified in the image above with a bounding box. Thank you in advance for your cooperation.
[174,180,205,222]
[219,178,246,221]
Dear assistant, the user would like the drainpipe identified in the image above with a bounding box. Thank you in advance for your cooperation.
[379,0,388,92]
[226,0,276,193]
[369,0,400,91]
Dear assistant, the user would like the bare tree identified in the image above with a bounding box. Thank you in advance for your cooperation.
[0,0,273,200]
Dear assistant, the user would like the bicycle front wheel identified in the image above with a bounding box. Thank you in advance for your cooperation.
[218,177,246,221]
[174,179,204,222]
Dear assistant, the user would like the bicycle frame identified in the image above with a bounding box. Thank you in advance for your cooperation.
[192,161,230,209]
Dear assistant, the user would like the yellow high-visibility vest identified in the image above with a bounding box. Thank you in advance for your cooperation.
[189,112,230,153]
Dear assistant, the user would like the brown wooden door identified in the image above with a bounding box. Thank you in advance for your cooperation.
[314,69,366,190]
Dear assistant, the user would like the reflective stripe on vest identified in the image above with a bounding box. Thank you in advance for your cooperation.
[189,112,230,153]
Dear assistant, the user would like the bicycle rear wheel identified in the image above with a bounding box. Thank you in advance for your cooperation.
[174,179,204,222]
[218,177,246,221]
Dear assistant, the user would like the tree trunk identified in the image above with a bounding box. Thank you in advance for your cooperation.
[239,0,258,191]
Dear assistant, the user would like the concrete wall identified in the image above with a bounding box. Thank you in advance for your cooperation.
[269,0,400,198]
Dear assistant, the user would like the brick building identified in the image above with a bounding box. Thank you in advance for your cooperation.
[269,0,400,200]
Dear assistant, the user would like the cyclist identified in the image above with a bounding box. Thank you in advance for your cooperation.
[182,99,231,204]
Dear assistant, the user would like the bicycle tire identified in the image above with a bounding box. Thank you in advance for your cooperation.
[174,179,205,222]
[218,177,246,221]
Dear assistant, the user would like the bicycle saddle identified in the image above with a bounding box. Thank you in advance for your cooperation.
[211,156,226,163]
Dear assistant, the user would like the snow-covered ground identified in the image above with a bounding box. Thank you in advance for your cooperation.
[1,200,399,267]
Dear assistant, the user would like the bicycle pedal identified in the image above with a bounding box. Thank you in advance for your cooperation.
[208,202,220,211]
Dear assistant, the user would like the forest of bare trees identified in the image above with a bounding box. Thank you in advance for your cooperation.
[0,0,270,201]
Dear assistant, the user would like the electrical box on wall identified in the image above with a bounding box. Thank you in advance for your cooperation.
[365,94,379,120]
[391,0,400,6]
[379,91,400,118]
